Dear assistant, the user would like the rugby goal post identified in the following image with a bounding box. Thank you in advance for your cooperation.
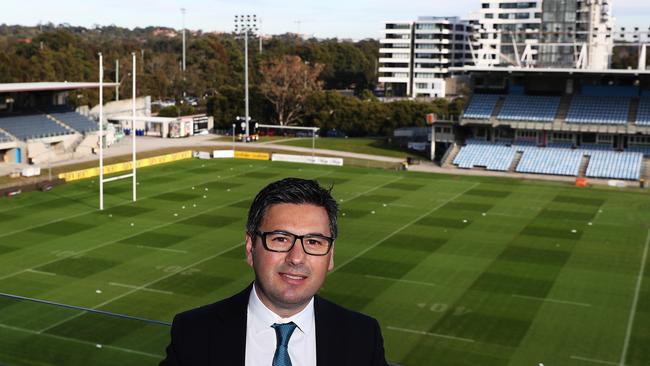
[98,52,138,210]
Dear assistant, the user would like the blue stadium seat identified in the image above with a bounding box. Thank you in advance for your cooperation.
[453,140,516,171]
[516,147,583,176]
[0,114,73,140]
[463,94,500,119]
[566,96,630,125]
[49,111,98,133]
[636,97,650,126]
[497,95,560,122]
[585,151,643,180]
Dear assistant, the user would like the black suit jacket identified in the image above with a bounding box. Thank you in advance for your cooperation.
[160,284,388,366]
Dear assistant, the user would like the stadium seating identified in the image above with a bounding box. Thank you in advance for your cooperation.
[0,114,72,140]
[585,151,643,180]
[547,142,574,149]
[50,111,98,133]
[578,144,613,151]
[463,94,500,119]
[0,130,12,143]
[516,147,583,176]
[566,96,630,125]
[453,141,516,171]
[627,146,650,157]
[497,95,560,122]
[636,97,650,126]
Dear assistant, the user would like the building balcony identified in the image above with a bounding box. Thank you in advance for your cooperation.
[378,66,410,73]
[380,38,411,44]
[379,77,410,83]
[379,48,412,54]
[379,58,411,63]
[383,28,412,34]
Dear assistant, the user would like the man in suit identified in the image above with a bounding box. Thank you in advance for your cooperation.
[161,177,388,366]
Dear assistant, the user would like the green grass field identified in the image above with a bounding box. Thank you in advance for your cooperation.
[0,158,649,366]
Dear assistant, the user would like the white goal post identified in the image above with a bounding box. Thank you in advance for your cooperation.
[256,124,320,157]
[98,52,138,210]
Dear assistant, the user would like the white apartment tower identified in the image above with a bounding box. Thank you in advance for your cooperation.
[477,0,614,69]
[477,0,543,66]
[379,17,476,98]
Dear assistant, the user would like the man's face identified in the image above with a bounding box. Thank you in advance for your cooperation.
[246,203,334,317]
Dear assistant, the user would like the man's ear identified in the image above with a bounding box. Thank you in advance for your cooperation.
[327,243,335,271]
[245,233,255,267]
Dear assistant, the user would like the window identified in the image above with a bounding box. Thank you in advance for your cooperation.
[499,13,510,19]
[515,13,530,19]
[482,3,489,8]
[416,83,429,89]
[484,13,494,19]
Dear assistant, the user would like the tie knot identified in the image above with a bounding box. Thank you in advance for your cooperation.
[272,322,297,347]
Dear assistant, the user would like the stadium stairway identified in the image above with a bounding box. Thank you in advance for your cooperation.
[554,94,572,122]
[628,97,640,124]
[0,127,16,142]
[47,115,75,134]
[643,158,650,180]
[578,155,591,178]
[441,143,461,168]
[490,97,506,122]
[509,151,523,172]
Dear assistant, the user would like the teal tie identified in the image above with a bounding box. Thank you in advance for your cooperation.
[271,322,297,366]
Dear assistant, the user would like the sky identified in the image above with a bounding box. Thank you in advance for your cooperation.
[3,0,650,40]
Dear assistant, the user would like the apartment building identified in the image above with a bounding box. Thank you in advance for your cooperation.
[378,17,476,98]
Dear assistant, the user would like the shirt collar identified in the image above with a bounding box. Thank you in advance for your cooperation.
[248,282,314,336]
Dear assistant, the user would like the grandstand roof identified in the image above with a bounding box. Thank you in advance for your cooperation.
[450,66,650,76]
[0,82,120,94]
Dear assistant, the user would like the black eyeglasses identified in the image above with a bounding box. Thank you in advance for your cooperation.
[255,230,334,256]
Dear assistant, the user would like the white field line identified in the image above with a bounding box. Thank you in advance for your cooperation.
[570,355,620,366]
[109,282,173,295]
[512,294,592,308]
[332,182,480,274]
[364,274,436,287]
[619,229,650,366]
[0,196,251,282]
[387,325,475,343]
[0,322,161,359]
[339,176,403,202]
[26,269,57,276]
[38,240,245,334]
[0,165,269,239]
[135,245,188,254]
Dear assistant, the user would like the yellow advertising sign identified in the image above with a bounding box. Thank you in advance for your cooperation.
[59,150,192,182]
[234,151,270,161]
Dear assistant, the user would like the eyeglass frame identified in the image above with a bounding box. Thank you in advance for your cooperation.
[254,230,334,256]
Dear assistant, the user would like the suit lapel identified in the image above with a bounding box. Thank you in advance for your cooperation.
[209,284,252,366]
[314,296,345,366]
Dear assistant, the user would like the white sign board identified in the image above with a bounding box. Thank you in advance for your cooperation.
[197,151,211,160]
[271,154,343,166]
[21,166,41,177]
[213,150,235,159]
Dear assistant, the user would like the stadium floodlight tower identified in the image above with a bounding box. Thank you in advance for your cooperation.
[234,14,258,138]
[98,52,138,210]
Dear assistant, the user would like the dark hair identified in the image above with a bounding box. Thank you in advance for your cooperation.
[246,177,339,239]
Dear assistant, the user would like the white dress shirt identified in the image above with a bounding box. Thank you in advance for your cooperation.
[245,284,317,366]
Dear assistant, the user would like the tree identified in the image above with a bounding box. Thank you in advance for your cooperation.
[259,55,323,125]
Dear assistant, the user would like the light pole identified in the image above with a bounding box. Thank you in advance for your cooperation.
[181,8,187,98]
[234,14,258,138]
[232,123,236,150]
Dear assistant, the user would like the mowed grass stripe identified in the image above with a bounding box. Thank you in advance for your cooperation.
[403,193,602,362]
[0,163,270,240]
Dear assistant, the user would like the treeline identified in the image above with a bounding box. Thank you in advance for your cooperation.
[0,24,458,136]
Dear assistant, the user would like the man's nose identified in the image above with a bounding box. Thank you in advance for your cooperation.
[286,238,307,265]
